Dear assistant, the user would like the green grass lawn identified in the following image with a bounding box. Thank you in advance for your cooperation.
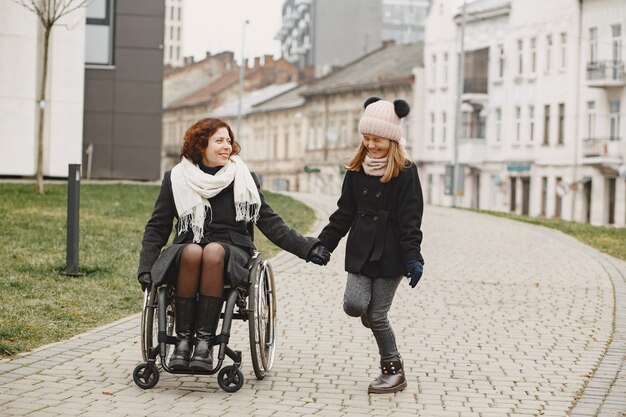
[0,183,315,358]
[471,209,626,262]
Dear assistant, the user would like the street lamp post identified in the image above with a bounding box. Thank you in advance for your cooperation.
[237,19,249,157]
[452,1,467,208]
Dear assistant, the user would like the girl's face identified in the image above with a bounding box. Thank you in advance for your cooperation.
[362,135,391,158]
[202,127,232,167]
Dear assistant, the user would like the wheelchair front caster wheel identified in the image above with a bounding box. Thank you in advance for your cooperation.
[133,363,159,389]
[217,366,244,392]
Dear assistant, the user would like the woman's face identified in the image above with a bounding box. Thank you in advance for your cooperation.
[362,135,391,158]
[202,127,232,167]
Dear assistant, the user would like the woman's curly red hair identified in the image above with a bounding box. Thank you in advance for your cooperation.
[180,118,241,164]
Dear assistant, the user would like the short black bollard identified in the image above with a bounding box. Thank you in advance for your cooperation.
[62,164,81,276]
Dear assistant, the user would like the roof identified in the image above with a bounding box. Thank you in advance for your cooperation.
[210,82,298,118]
[301,42,423,97]
[168,71,240,109]
[251,83,308,113]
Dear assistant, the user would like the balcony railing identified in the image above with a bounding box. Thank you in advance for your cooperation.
[586,60,625,87]
[582,137,622,158]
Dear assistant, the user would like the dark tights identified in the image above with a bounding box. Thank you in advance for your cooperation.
[176,243,225,298]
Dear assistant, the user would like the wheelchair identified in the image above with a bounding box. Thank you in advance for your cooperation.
[132,251,277,392]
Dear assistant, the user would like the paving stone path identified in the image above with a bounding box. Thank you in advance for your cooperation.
[0,192,624,416]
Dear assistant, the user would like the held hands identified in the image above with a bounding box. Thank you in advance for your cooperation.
[406,260,424,288]
[138,272,152,291]
[307,243,331,266]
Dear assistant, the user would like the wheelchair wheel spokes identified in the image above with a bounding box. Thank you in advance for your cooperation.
[140,289,156,362]
[140,287,174,366]
[259,261,277,372]
[249,259,277,379]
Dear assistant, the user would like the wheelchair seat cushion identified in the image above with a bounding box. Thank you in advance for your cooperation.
[150,241,252,289]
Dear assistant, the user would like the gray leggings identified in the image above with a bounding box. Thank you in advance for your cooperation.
[343,272,403,359]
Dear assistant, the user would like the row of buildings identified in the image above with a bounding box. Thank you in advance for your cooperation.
[2,0,625,227]
[165,0,624,227]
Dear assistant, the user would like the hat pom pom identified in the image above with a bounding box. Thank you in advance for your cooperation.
[363,96,381,109]
[394,100,410,118]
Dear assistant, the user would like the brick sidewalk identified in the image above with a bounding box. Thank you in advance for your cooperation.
[0,193,624,417]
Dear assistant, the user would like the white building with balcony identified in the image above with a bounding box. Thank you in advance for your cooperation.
[418,0,625,226]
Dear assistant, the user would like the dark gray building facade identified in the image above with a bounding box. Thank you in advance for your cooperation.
[83,0,164,180]
[276,0,430,77]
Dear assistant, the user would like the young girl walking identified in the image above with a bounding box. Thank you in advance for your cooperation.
[318,97,424,394]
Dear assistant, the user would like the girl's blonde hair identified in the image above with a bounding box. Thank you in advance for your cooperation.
[345,139,411,183]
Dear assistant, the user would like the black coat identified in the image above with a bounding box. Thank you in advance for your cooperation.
[138,169,319,285]
[318,163,424,278]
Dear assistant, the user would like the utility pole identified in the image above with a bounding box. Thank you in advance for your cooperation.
[236,19,249,157]
[570,0,583,221]
[452,1,467,207]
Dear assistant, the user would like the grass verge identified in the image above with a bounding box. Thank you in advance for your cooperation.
[470,208,626,262]
[0,183,315,358]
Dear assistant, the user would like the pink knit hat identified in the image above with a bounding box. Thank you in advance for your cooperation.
[358,97,410,142]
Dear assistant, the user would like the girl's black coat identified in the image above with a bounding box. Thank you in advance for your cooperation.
[138,170,318,285]
[318,163,424,278]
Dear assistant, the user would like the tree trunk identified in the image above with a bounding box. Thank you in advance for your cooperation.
[36,26,51,195]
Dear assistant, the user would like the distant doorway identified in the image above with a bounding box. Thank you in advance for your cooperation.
[583,180,592,223]
[521,177,530,216]
[607,178,616,225]
[510,177,517,213]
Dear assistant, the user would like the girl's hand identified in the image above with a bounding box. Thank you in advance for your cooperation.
[406,260,424,288]
[307,244,331,266]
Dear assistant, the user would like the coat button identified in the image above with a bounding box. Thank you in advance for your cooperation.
[376,191,382,198]
[363,189,368,195]
[373,216,378,221]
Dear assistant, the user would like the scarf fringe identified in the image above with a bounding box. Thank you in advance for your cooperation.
[178,204,211,243]
[235,201,260,223]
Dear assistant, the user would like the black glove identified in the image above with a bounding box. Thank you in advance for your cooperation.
[138,272,152,291]
[406,260,424,288]
[307,244,331,266]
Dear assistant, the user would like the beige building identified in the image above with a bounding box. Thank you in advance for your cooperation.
[247,42,424,194]
[162,55,300,173]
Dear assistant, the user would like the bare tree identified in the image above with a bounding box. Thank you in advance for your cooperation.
[15,0,86,194]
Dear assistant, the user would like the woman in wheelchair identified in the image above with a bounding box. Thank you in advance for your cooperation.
[137,117,330,372]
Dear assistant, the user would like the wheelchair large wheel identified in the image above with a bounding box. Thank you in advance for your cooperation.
[248,260,277,380]
[140,287,174,364]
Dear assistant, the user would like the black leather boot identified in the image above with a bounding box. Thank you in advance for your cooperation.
[189,294,224,372]
[169,296,196,370]
[368,356,407,394]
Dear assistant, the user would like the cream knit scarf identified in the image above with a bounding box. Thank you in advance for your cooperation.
[170,156,261,243]
[362,153,388,176]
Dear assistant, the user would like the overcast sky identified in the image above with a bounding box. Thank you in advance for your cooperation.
[182,0,284,63]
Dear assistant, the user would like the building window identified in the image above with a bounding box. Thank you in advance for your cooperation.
[442,112,447,143]
[85,0,115,65]
[517,39,523,75]
[430,112,435,143]
[529,105,535,142]
[530,37,536,74]
[612,24,622,62]
[589,27,597,63]
[497,44,505,78]
[558,103,565,145]
[610,100,621,141]
[560,33,567,69]
[515,106,521,142]
[546,34,552,72]
[543,104,550,145]
[495,108,502,142]
[431,55,437,86]
[587,101,596,138]
[443,53,448,85]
